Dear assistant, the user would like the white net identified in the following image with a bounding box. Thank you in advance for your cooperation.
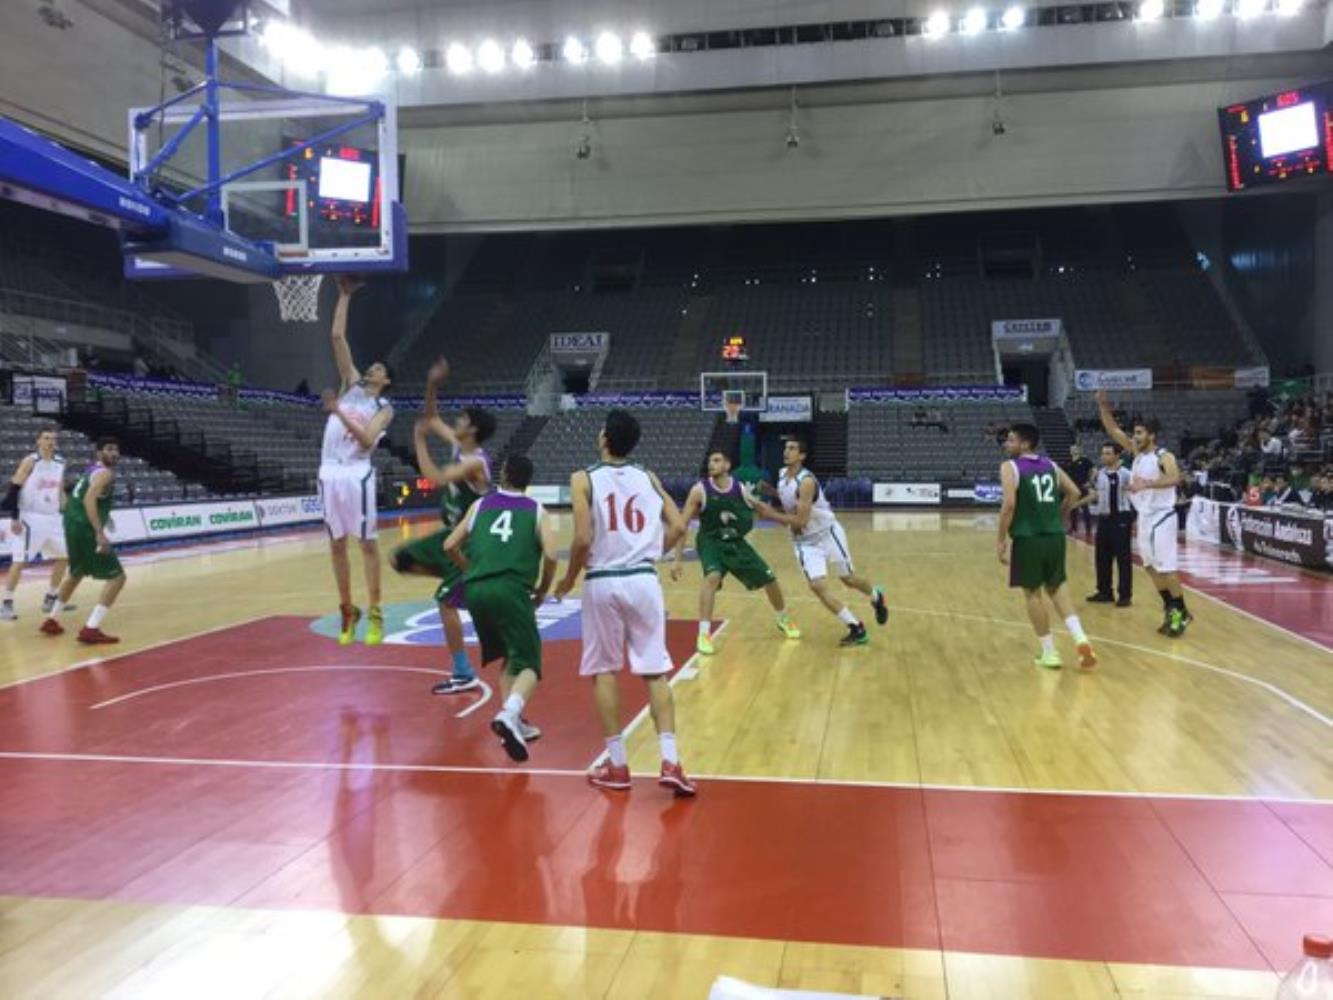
[272,274,325,323]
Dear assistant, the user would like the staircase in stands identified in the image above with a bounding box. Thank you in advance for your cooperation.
[1033,407,1074,466]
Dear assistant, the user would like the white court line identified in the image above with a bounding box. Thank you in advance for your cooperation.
[585,618,729,771]
[1069,533,1333,655]
[883,602,1333,730]
[0,614,277,692]
[0,749,1327,805]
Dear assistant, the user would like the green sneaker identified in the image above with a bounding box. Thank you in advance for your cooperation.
[1033,649,1063,670]
[364,605,384,646]
[696,633,716,656]
[775,614,801,640]
[337,604,361,647]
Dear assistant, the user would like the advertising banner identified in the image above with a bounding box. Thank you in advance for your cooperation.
[550,333,609,354]
[139,500,259,540]
[873,483,942,505]
[848,386,1026,403]
[1187,497,1330,572]
[758,396,813,423]
[254,494,324,527]
[991,319,1063,340]
[527,485,569,506]
[1074,369,1154,392]
[1233,366,1271,389]
[12,375,67,410]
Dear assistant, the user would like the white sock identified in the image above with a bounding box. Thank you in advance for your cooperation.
[605,735,628,767]
[503,693,525,718]
[836,607,859,627]
[48,599,64,618]
[86,604,108,630]
[2,588,14,602]
[1064,615,1087,643]
[659,732,679,765]
[1039,634,1055,655]
[697,621,710,638]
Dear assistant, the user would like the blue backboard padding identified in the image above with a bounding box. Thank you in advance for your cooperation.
[0,115,168,234]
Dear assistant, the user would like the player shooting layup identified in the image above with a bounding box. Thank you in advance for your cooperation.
[320,276,394,646]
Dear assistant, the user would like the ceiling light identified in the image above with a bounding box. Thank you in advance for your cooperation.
[511,38,535,69]
[1001,5,1026,27]
[446,42,473,75]
[923,10,951,35]
[563,36,588,65]
[595,31,623,65]
[477,38,505,73]
[1235,0,1266,15]
[629,31,656,60]
[1195,0,1225,15]
[1275,0,1303,14]
[960,7,988,33]
[395,46,421,74]
[1137,0,1165,19]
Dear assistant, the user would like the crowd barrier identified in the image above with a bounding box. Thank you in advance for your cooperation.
[1186,496,1332,573]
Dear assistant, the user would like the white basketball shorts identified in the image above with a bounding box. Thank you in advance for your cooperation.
[10,512,67,563]
[1137,508,1179,574]
[318,465,378,542]
[579,572,673,677]
[792,521,855,581]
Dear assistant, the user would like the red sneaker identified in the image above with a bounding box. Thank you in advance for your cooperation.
[587,762,631,791]
[1075,640,1098,670]
[77,627,119,645]
[38,617,64,636]
[658,762,698,797]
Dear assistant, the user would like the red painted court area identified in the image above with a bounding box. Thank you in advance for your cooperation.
[1,617,1330,973]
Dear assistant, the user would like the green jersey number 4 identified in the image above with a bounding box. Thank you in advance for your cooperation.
[488,510,515,544]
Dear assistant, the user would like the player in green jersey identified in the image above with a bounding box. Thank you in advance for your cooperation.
[443,453,559,763]
[39,437,126,645]
[392,357,496,694]
[671,449,800,655]
[997,423,1097,671]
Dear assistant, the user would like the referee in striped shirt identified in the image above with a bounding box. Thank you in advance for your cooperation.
[1083,442,1135,606]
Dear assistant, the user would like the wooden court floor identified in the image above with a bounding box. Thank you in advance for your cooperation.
[1,510,1330,999]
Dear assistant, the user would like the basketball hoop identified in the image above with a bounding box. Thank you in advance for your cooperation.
[723,398,743,424]
[272,274,324,323]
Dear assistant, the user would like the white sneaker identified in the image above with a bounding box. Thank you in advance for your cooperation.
[519,719,542,742]
[0,604,16,622]
[490,712,529,762]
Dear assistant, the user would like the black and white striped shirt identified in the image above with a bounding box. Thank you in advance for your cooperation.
[1092,467,1133,517]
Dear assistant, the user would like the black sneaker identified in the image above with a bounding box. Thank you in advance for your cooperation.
[1115,597,1132,608]
[432,675,481,695]
[839,623,869,647]
[1167,609,1194,638]
[871,587,889,626]
[491,713,529,762]
[1086,593,1114,604]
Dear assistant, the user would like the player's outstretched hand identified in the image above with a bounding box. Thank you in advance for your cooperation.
[321,388,340,413]
[427,357,450,386]
[335,275,365,298]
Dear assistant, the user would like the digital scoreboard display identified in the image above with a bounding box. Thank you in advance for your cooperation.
[1218,82,1333,192]
[284,141,381,234]
[722,335,749,362]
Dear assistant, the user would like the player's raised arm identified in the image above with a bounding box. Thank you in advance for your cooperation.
[996,460,1017,564]
[412,418,482,485]
[555,470,593,599]
[423,356,449,421]
[330,276,363,391]
[1095,389,1133,453]
[533,508,560,606]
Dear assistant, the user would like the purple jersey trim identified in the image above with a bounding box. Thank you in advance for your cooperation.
[479,491,538,514]
[1013,454,1055,477]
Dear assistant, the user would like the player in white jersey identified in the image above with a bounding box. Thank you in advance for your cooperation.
[555,409,695,796]
[1,427,69,620]
[320,276,395,646]
[755,438,888,647]
[1096,390,1192,637]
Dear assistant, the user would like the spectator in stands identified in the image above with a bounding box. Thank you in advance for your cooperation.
[1309,473,1333,513]
[132,355,150,378]
[1259,428,1283,459]
[295,378,311,396]
[1259,475,1276,505]
[1268,473,1296,507]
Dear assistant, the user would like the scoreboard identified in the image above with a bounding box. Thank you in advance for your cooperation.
[1218,82,1333,192]
[722,335,749,363]
[283,141,382,247]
